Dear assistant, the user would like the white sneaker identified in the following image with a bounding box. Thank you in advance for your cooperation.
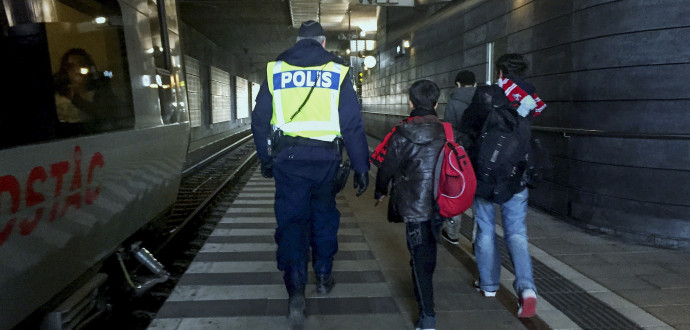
[473,280,496,297]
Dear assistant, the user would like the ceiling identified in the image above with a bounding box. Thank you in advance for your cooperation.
[178,0,380,67]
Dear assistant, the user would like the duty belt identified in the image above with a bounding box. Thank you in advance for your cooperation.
[275,135,343,154]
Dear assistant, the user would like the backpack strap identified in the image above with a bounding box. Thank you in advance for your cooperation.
[442,122,454,142]
[441,122,462,156]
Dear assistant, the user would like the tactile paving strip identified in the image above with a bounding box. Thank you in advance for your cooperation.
[459,216,642,329]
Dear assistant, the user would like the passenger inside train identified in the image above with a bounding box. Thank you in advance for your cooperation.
[0,0,136,148]
[53,48,125,134]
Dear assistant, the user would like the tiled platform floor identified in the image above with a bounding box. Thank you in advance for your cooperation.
[149,168,689,330]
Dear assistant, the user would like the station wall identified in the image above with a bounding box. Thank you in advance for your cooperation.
[361,0,690,248]
[180,22,253,142]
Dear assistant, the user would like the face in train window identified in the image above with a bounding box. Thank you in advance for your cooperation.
[0,0,134,149]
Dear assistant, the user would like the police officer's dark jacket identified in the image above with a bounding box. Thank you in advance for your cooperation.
[375,108,445,223]
[251,39,370,175]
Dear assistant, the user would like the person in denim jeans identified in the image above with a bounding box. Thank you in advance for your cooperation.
[458,53,541,318]
[473,188,536,317]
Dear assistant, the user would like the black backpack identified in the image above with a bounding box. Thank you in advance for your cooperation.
[472,85,531,203]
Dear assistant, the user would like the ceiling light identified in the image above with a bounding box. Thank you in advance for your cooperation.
[363,55,377,68]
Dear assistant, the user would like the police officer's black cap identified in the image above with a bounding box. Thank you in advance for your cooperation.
[298,20,325,37]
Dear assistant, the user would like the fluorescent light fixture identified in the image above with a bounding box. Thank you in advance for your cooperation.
[365,40,376,51]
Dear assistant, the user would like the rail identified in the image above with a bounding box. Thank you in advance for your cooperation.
[532,126,690,140]
[362,111,690,140]
[105,133,258,328]
[182,134,254,176]
[152,134,258,254]
[166,150,257,246]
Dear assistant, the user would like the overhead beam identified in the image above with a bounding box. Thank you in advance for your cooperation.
[289,0,319,28]
[356,0,451,6]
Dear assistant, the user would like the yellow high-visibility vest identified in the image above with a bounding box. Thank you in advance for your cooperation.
[267,60,348,142]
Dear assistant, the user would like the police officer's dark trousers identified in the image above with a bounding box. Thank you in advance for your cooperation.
[273,158,340,295]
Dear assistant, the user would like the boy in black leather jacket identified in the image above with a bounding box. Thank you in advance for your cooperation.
[374,80,446,330]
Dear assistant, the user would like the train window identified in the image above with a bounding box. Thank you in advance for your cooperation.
[146,0,178,125]
[0,0,135,149]
[210,66,231,123]
[147,0,168,70]
[185,55,202,127]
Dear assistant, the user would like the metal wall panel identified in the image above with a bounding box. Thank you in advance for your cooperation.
[362,0,690,248]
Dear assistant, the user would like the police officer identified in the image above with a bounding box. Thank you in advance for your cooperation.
[251,20,370,328]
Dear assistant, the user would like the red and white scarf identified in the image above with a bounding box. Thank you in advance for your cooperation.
[498,78,547,117]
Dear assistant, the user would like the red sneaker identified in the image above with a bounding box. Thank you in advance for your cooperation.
[517,289,537,318]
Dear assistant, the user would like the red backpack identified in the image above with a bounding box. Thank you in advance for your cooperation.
[434,122,476,217]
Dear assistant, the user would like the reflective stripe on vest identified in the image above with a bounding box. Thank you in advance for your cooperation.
[267,60,348,142]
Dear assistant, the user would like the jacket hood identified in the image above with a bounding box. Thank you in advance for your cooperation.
[449,87,476,104]
[397,115,444,145]
[276,39,347,67]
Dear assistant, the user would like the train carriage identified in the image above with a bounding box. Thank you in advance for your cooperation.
[0,0,190,328]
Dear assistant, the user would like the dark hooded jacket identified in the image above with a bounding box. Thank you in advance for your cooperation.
[458,76,537,160]
[375,109,446,223]
[444,86,476,129]
[251,39,370,174]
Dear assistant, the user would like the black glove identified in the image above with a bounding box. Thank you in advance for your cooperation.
[260,161,273,178]
[353,172,369,197]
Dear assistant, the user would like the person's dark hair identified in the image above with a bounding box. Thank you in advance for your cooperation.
[454,70,476,86]
[58,48,96,75]
[408,79,440,110]
[495,53,528,78]
[54,48,98,96]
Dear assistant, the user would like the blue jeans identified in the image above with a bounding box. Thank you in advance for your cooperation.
[473,188,536,295]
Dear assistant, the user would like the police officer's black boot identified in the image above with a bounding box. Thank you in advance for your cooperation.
[315,273,335,294]
[284,269,306,329]
[288,289,306,330]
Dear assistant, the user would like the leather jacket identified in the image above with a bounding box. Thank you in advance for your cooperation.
[375,114,445,223]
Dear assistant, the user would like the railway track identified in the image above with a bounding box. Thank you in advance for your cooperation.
[94,133,260,329]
